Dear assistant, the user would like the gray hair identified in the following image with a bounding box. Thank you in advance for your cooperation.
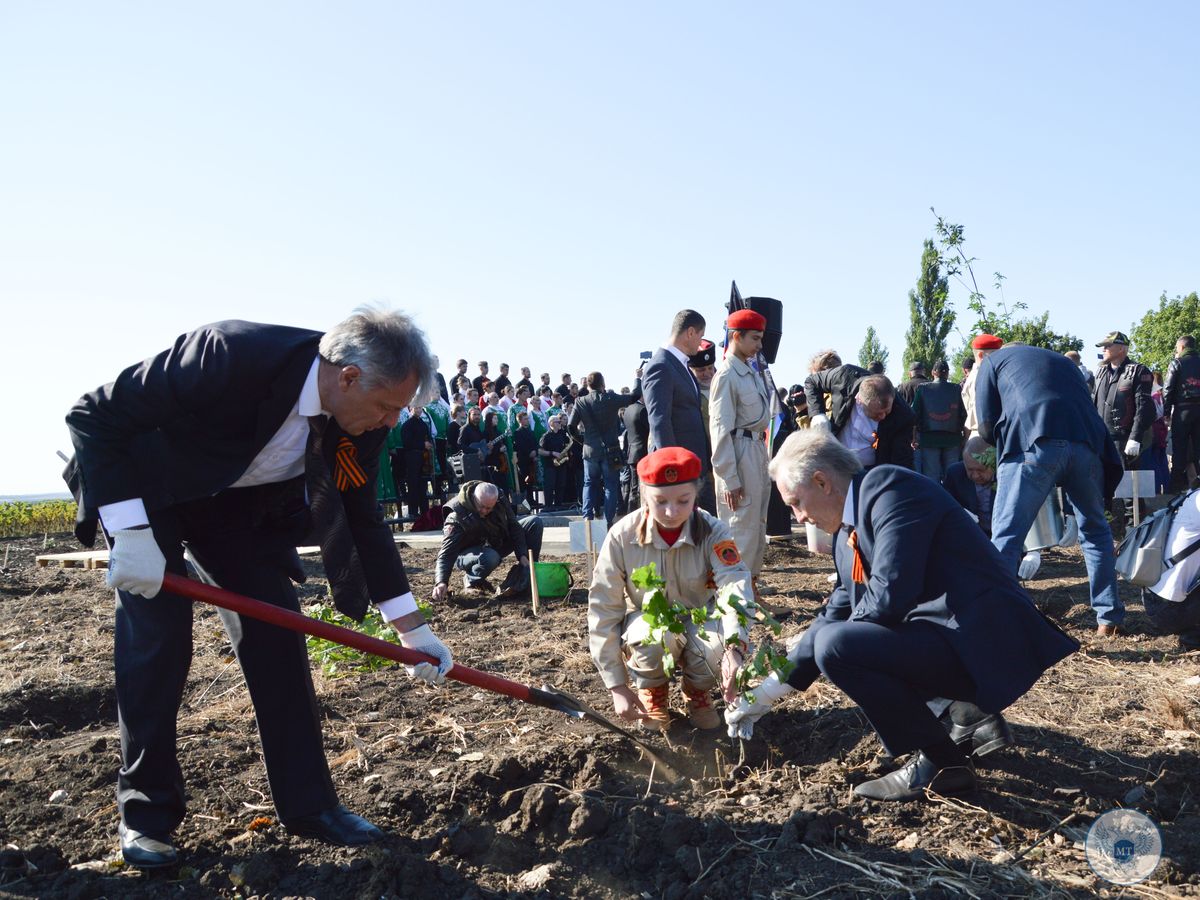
[319,305,437,401]
[472,482,499,504]
[857,375,895,405]
[768,430,862,496]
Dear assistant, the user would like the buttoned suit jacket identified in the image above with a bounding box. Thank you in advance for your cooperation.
[642,347,709,466]
[974,343,1124,498]
[786,466,1078,713]
[63,320,409,609]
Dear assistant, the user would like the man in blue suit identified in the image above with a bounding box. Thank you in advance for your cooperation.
[975,343,1126,635]
[725,431,1078,801]
[642,309,717,513]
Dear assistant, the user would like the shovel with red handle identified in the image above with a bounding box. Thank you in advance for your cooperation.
[160,572,680,782]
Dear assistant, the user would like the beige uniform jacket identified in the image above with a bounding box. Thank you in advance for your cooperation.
[961,366,979,437]
[588,508,754,689]
[708,355,771,493]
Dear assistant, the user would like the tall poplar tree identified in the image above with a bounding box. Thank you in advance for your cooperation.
[857,326,890,372]
[904,238,954,371]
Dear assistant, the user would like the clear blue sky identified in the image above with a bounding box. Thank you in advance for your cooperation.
[2,2,1197,494]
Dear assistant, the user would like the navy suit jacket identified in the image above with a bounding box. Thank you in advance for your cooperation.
[942,462,980,516]
[64,320,410,614]
[642,347,709,466]
[975,344,1123,497]
[786,465,1078,713]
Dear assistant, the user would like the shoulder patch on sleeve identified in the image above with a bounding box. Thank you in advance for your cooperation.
[714,539,742,566]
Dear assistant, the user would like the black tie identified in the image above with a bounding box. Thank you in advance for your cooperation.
[306,415,370,621]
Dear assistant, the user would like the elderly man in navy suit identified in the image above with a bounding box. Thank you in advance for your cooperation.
[725,431,1078,801]
[975,343,1126,635]
[64,308,454,866]
[642,309,717,513]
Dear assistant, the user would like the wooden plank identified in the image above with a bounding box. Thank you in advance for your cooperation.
[35,550,109,569]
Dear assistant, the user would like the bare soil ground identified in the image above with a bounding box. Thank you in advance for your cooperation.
[1,531,1198,899]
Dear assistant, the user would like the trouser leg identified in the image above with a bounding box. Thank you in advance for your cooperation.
[519,516,544,561]
[1060,442,1123,626]
[602,459,621,525]
[991,440,1065,574]
[184,542,338,821]
[114,508,192,836]
[456,546,501,586]
[812,620,978,757]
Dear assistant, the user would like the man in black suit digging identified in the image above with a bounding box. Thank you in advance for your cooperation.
[64,307,453,867]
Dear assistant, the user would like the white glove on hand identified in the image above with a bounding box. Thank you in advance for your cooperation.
[962,508,979,524]
[1124,438,1142,457]
[106,528,165,598]
[1059,515,1079,548]
[809,413,831,433]
[399,624,454,686]
[724,671,795,740]
[1018,550,1042,581]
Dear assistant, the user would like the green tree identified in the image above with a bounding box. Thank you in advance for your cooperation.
[931,209,1082,367]
[857,326,890,372]
[1130,291,1200,373]
[903,239,954,372]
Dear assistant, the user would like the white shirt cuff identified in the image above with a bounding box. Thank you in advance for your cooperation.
[98,498,149,531]
[376,592,419,622]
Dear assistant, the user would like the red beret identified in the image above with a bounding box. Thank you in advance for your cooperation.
[727,309,767,332]
[971,333,1003,350]
[637,447,702,486]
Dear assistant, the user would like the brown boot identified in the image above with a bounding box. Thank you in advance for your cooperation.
[682,681,721,730]
[636,684,672,732]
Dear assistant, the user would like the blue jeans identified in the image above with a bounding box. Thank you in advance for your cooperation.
[992,438,1122,626]
[583,456,621,524]
[915,444,960,484]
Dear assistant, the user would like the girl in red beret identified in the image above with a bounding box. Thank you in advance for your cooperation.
[587,447,754,732]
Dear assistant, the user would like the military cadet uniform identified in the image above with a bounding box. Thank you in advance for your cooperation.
[961,334,1003,437]
[1092,330,1154,466]
[709,310,773,576]
[1164,344,1200,491]
[589,448,752,731]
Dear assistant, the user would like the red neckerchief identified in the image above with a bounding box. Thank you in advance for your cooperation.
[657,525,683,546]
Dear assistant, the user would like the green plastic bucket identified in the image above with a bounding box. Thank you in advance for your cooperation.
[534,562,574,600]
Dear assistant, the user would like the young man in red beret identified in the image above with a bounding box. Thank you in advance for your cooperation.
[709,310,773,587]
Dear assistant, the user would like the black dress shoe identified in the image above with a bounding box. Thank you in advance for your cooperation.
[118,822,178,869]
[853,751,977,802]
[283,806,384,846]
[947,713,1015,759]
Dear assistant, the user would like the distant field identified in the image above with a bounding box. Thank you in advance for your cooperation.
[0,499,77,538]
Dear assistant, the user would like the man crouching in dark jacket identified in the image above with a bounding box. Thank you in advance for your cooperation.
[431,480,543,601]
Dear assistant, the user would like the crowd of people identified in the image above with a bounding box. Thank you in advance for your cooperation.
[64,305,1200,869]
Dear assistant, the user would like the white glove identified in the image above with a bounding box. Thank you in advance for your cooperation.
[1018,550,1042,581]
[724,671,794,740]
[1124,438,1142,457]
[399,624,453,685]
[809,413,831,433]
[1058,515,1079,548]
[106,528,165,598]
[962,508,979,524]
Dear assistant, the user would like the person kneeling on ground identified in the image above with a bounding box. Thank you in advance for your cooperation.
[725,431,1079,801]
[943,436,1079,581]
[589,447,752,733]
[432,481,543,602]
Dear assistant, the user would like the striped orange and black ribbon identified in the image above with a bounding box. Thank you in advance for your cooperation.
[333,437,368,491]
[847,528,867,584]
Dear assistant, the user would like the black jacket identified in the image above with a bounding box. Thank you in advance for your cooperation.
[1164,351,1200,419]
[567,386,639,460]
[435,481,527,585]
[1092,358,1154,442]
[63,319,410,616]
[804,364,916,469]
[623,400,649,465]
